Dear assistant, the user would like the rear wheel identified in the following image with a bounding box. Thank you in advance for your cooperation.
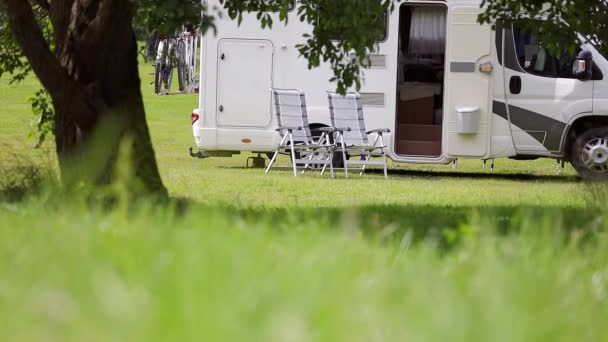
[154,63,162,94]
[310,127,348,169]
[571,127,608,180]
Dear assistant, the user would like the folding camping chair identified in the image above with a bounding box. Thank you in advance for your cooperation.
[266,88,335,177]
[327,92,390,178]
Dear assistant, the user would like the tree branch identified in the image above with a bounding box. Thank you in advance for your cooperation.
[2,0,69,97]
[2,0,97,128]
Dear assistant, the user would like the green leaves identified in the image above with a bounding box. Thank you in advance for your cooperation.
[0,5,52,84]
[480,0,608,56]
[133,0,215,35]
[295,0,392,93]
[221,0,397,94]
[3,0,398,96]
[28,88,54,149]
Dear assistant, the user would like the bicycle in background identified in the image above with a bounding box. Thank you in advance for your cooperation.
[153,28,199,95]
[175,29,199,93]
[154,35,175,95]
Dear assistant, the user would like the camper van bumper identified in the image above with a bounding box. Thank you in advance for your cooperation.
[193,127,279,153]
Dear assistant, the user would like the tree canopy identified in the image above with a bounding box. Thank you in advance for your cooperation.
[480,0,608,55]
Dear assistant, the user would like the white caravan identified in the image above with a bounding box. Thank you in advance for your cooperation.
[191,0,608,178]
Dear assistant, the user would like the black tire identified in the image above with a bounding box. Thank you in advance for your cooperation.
[163,63,173,92]
[145,35,158,63]
[176,41,187,91]
[154,63,162,94]
[332,150,348,169]
[571,126,608,180]
[309,127,348,169]
[177,63,185,91]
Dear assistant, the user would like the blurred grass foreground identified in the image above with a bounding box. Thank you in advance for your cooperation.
[1,175,608,341]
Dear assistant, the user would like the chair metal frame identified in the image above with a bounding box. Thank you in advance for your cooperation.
[327,91,390,178]
[266,88,335,177]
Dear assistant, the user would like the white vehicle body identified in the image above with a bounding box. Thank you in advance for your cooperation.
[191,0,608,172]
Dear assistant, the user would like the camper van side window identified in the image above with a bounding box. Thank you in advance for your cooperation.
[513,28,580,79]
[321,10,388,42]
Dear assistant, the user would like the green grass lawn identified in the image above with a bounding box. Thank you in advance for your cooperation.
[0,59,585,208]
[1,59,607,341]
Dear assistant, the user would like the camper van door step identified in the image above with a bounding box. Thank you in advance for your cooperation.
[397,140,441,156]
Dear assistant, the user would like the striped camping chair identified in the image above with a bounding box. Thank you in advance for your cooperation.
[327,91,390,178]
[266,88,335,177]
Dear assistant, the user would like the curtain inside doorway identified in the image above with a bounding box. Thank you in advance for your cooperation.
[408,7,447,56]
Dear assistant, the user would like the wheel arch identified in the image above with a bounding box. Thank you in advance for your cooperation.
[562,114,608,162]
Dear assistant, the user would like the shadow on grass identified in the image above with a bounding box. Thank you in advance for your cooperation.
[365,168,579,183]
[216,166,578,183]
[174,199,603,251]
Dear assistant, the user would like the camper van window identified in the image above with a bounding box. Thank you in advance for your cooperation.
[513,28,581,79]
[321,11,388,42]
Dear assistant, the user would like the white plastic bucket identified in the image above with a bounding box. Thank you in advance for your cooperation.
[456,106,480,134]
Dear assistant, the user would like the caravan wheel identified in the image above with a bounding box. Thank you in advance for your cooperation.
[571,127,608,180]
[310,127,348,168]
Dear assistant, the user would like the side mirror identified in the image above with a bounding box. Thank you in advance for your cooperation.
[573,50,593,81]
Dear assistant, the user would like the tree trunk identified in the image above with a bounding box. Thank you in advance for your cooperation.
[3,0,167,196]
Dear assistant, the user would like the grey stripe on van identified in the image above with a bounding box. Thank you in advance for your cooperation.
[493,100,566,152]
[366,55,387,68]
[360,93,385,106]
[450,62,476,73]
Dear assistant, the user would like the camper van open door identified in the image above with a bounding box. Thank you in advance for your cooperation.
[444,5,492,158]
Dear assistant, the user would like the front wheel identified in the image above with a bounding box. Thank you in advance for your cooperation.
[571,127,608,180]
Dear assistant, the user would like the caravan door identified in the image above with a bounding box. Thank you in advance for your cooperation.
[500,24,593,153]
[445,5,493,157]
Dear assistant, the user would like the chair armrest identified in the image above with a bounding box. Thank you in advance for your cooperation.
[334,127,352,132]
[276,126,303,132]
[316,127,338,133]
[367,128,391,134]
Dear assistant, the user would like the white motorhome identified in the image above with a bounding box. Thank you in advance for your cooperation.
[191,0,608,179]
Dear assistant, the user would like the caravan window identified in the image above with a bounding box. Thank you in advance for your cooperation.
[513,27,580,79]
[320,10,388,43]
